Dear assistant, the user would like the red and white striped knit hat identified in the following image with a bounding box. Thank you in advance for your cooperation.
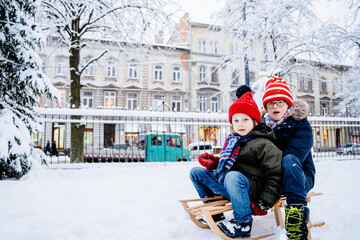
[262,76,293,109]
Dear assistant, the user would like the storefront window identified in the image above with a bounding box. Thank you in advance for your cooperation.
[31,131,43,148]
[104,124,115,148]
[84,123,93,149]
[198,126,220,145]
[53,123,65,149]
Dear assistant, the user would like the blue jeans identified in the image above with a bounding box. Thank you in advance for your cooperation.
[189,167,252,222]
[282,154,313,206]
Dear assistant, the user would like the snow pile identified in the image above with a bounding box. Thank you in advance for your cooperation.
[0,159,359,240]
[0,107,47,178]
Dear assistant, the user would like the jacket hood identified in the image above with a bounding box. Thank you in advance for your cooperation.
[290,100,309,120]
[250,123,277,144]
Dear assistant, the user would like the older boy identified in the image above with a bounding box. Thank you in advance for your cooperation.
[262,76,316,240]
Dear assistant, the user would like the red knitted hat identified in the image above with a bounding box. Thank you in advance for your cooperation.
[262,76,293,108]
[229,91,261,124]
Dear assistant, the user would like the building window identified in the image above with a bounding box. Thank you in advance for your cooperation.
[84,58,94,76]
[31,130,43,148]
[320,79,327,93]
[333,102,340,116]
[210,41,218,54]
[321,103,328,116]
[232,69,239,85]
[199,96,206,112]
[298,76,305,91]
[56,57,67,75]
[198,40,206,52]
[154,65,163,81]
[307,101,314,115]
[104,124,115,148]
[199,66,206,82]
[104,91,116,107]
[82,91,93,108]
[211,97,218,112]
[127,93,138,110]
[172,66,181,82]
[52,123,65,149]
[231,44,239,56]
[84,123,94,148]
[334,79,341,94]
[306,77,312,91]
[171,96,181,112]
[211,67,218,83]
[55,90,66,108]
[128,63,138,79]
[106,60,117,77]
[153,94,163,111]
[41,56,46,73]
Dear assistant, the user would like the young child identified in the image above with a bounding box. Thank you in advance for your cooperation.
[189,87,282,238]
[262,76,315,240]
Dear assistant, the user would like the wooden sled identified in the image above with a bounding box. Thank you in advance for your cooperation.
[180,192,325,240]
[180,196,228,229]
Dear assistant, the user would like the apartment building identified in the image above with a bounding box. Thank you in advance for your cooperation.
[39,17,348,116]
[39,37,190,112]
[35,16,351,151]
[287,62,349,116]
[170,14,260,113]
[174,15,349,117]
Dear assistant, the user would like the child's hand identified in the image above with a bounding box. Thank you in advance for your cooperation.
[198,153,220,171]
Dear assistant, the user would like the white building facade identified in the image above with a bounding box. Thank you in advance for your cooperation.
[35,17,351,152]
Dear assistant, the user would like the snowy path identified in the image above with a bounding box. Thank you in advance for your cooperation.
[1,159,359,240]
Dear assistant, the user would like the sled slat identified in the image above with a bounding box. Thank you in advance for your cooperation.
[179,196,224,203]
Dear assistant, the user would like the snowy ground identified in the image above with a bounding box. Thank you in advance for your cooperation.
[1,158,359,240]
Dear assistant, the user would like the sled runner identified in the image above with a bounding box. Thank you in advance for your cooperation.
[180,192,325,240]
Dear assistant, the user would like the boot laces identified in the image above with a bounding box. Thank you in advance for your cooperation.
[286,206,304,239]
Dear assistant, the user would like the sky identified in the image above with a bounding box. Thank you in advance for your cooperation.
[175,0,225,23]
[175,0,348,24]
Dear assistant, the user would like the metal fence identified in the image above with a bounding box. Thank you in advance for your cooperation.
[310,116,360,159]
[31,108,360,164]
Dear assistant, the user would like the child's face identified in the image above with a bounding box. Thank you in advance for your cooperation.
[266,100,289,121]
[232,113,255,136]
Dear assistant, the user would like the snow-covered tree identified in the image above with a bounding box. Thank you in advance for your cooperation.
[40,0,179,162]
[0,0,57,179]
[325,0,360,116]
[215,0,328,105]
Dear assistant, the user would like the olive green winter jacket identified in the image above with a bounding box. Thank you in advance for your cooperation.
[230,123,282,207]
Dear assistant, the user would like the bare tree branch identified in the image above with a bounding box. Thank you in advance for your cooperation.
[79,50,108,75]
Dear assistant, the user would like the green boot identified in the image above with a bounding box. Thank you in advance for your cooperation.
[285,204,309,240]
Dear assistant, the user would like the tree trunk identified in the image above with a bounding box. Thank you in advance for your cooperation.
[70,119,85,163]
[69,33,84,162]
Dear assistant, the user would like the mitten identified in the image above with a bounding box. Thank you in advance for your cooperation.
[205,152,220,162]
[250,201,268,216]
[198,153,220,171]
